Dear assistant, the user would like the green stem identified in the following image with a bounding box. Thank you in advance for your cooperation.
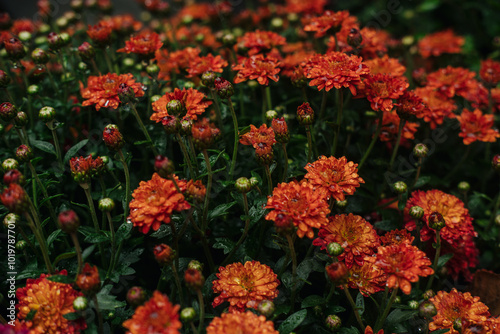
[188,215,216,273]
[106,211,116,266]
[130,103,159,156]
[170,262,184,306]
[265,85,272,111]
[319,90,327,120]
[25,212,53,274]
[264,164,273,195]
[444,145,471,182]
[343,284,365,330]
[221,192,250,266]
[196,289,205,334]
[306,125,313,163]
[281,143,289,182]
[211,89,223,130]
[286,233,297,313]
[92,295,104,334]
[70,232,83,275]
[201,150,213,232]
[358,112,383,171]
[118,149,131,223]
[388,119,406,171]
[188,137,200,171]
[325,284,335,303]
[103,48,114,74]
[82,183,106,267]
[48,123,64,171]
[175,133,195,178]
[27,161,58,226]
[426,231,441,291]
[375,287,398,332]
[331,89,344,157]
[411,157,423,189]
[227,97,239,179]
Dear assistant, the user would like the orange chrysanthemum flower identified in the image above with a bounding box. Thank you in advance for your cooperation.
[429,289,490,334]
[16,271,86,334]
[87,21,113,46]
[155,47,201,81]
[207,311,279,334]
[212,261,280,313]
[404,189,478,280]
[314,214,379,268]
[456,108,500,145]
[280,50,316,78]
[151,87,211,123]
[418,29,464,58]
[236,30,286,56]
[347,261,386,296]
[426,66,476,99]
[233,54,281,86]
[128,173,190,234]
[265,180,330,238]
[480,59,500,87]
[285,0,327,14]
[303,10,350,38]
[304,51,369,95]
[364,55,406,77]
[415,86,457,129]
[80,73,144,111]
[394,90,427,119]
[117,30,163,59]
[239,123,276,148]
[122,291,181,334]
[380,229,414,246]
[304,156,364,202]
[105,14,142,34]
[186,53,228,78]
[378,110,419,145]
[364,74,409,112]
[364,243,433,295]
[358,27,391,59]
[365,326,384,334]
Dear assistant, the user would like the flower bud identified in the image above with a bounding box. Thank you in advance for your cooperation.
[15,145,33,162]
[0,123,3,135]
[347,28,362,48]
[78,42,95,61]
[73,296,89,311]
[258,300,275,317]
[336,200,348,209]
[458,181,470,193]
[39,106,56,123]
[422,289,435,300]
[126,286,147,308]
[453,318,462,332]
[162,115,180,134]
[327,242,344,257]
[409,206,424,219]
[201,71,217,88]
[325,262,348,284]
[493,155,500,172]
[495,215,500,226]
[31,48,49,64]
[297,102,314,125]
[103,124,125,151]
[250,177,259,188]
[192,121,219,150]
[154,155,175,178]
[180,118,193,136]
[325,314,342,332]
[266,110,278,121]
[4,213,20,229]
[184,268,205,290]
[394,296,402,304]
[4,37,26,60]
[16,240,27,251]
[428,211,446,230]
[413,143,429,158]
[76,263,101,296]
[78,62,88,71]
[255,143,274,165]
[185,180,206,203]
[271,17,283,30]
[0,70,11,88]
[166,99,185,117]
[153,243,175,266]
[0,13,11,30]
[180,308,196,322]
[408,300,419,309]
[272,117,289,143]
[214,77,234,99]
[98,198,115,212]
[58,209,80,233]
[0,183,28,214]
[187,260,203,272]
[222,33,236,47]
[117,83,136,104]
[0,102,17,122]
[14,111,28,127]
[235,177,251,193]
[146,64,159,76]
[28,85,40,95]
[393,181,407,194]
[3,169,25,185]
[419,300,437,318]
[47,32,63,50]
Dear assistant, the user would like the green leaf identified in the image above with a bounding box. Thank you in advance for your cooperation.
[208,201,237,221]
[96,285,126,310]
[213,238,235,254]
[84,231,111,243]
[46,275,74,284]
[301,295,325,308]
[413,176,431,188]
[374,219,399,231]
[47,229,63,247]
[133,140,151,145]
[115,222,133,244]
[339,327,360,334]
[398,191,409,211]
[437,253,454,269]
[63,312,83,321]
[82,245,96,260]
[278,309,307,334]
[64,139,89,163]
[355,292,365,315]
[31,140,56,156]
[52,252,76,267]
[386,309,418,327]
[39,193,64,207]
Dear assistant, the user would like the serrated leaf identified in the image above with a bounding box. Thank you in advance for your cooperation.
[96,285,126,310]
[301,295,325,308]
[46,275,74,284]
[208,201,237,221]
[39,193,64,207]
[437,253,454,269]
[64,139,89,163]
[278,309,307,334]
[31,140,56,156]
[213,238,235,254]
[386,309,418,327]
[84,231,110,243]
[115,222,133,244]
[413,176,431,188]
[356,292,365,315]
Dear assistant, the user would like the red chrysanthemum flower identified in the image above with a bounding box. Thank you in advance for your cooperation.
[379,229,414,246]
[117,30,163,59]
[280,50,316,78]
[11,19,36,35]
[404,189,478,280]
[80,73,144,111]
[16,271,86,333]
[456,108,500,145]
[207,311,279,334]
[105,14,142,34]
[364,243,433,295]
[236,30,286,56]
[122,291,181,334]
[394,89,427,119]
[347,261,387,296]
[151,87,212,123]
[69,155,105,184]
[418,29,464,58]
[429,289,490,334]
[191,118,220,150]
[233,54,281,86]
[186,53,228,78]
[155,47,201,81]
[414,86,457,129]
[265,180,330,238]
[239,123,276,148]
[480,59,500,87]
[304,51,369,95]
[303,10,350,38]
[212,261,280,313]
[378,110,419,145]
[304,156,364,202]
[364,55,406,77]
[285,0,327,14]
[87,21,113,46]
[1,183,28,214]
[358,27,391,59]
[313,213,379,268]
[128,173,190,234]
[426,66,476,99]
[364,74,409,112]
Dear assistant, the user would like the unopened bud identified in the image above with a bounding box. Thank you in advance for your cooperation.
[493,155,500,172]
[393,181,407,194]
[126,287,146,308]
[15,145,33,162]
[180,307,196,322]
[258,300,275,317]
[428,212,445,230]
[184,268,205,290]
[154,155,175,178]
[153,244,175,266]
[235,177,251,193]
[103,124,125,151]
[297,102,314,125]
[249,177,259,188]
[3,169,25,185]
[28,84,40,95]
[14,111,28,127]
[408,300,419,309]
[32,48,49,64]
[325,262,348,284]
[0,102,17,122]
[73,296,89,311]
[458,181,470,193]
[419,300,437,318]
[187,260,203,272]
[3,213,20,229]
[58,209,80,233]
[347,28,362,48]
[266,109,278,121]
[409,206,424,219]
[146,64,159,76]
[16,240,27,251]
[422,289,435,300]
[325,314,342,332]
[413,143,429,158]
[327,242,344,257]
[214,77,234,99]
[98,198,115,212]
[201,71,217,88]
